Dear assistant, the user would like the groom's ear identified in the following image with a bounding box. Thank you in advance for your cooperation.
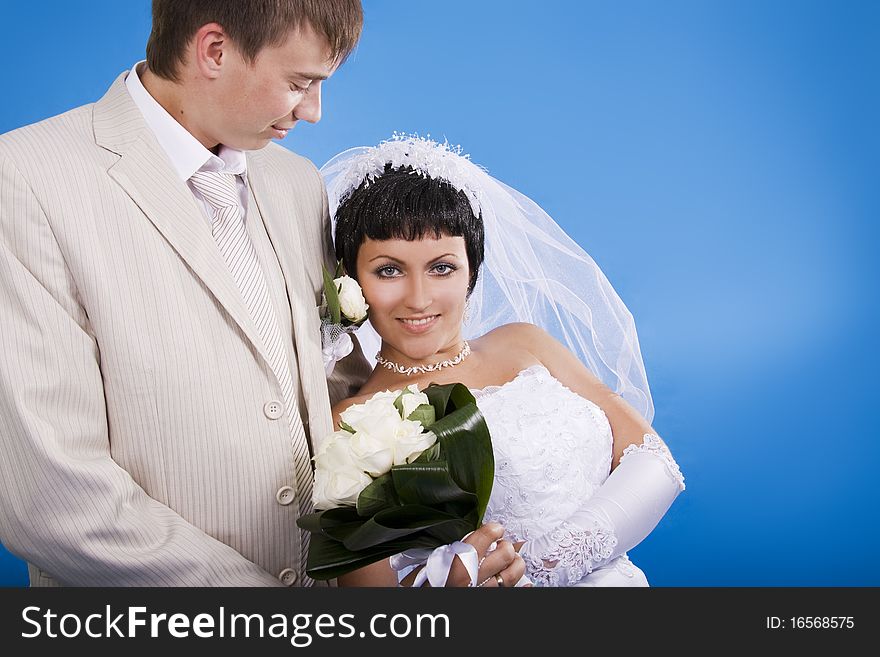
[192,22,230,79]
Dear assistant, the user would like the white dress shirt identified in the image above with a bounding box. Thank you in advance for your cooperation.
[124,61,248,219]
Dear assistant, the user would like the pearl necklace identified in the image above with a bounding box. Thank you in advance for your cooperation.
[375,341,471,376]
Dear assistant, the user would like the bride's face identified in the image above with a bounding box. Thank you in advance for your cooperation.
[356,235,470,363]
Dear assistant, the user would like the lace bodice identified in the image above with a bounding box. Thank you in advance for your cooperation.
[473,365,614,543]
[472,364,672,587]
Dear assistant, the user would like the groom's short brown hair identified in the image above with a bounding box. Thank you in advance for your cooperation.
[146,0,363,81]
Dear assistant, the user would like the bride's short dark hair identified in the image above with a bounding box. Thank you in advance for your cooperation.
[334,165,485,294]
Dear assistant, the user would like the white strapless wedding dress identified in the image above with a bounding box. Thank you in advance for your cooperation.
[472,364,649,587]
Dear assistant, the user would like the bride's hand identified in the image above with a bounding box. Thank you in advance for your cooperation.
[473,539,527,587]
[461,523,527,587]
[400,522,526,587]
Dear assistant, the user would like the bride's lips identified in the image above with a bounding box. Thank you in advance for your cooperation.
[397,315,439,334]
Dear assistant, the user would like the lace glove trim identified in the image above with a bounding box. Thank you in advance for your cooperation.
[522,518,618,587]
[520,433,685,586]
[621,433,686,491]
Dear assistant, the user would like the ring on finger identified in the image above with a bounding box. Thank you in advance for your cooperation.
[495,573,505,588]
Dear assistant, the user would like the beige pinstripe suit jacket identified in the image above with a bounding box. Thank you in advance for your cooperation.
[0,74,370,586]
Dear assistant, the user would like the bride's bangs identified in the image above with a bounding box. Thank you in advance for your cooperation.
[335,166,485,291]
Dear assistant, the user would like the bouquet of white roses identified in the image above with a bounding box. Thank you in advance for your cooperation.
[320,261,368,376]
[298,383,494,580]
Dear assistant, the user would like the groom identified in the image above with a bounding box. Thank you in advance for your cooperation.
[0,0,513,587]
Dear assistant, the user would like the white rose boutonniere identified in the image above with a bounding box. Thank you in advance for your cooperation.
[320,261,369,376]
[335,275,369,324]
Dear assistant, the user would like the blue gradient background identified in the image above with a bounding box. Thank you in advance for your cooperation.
[1,1,877,586]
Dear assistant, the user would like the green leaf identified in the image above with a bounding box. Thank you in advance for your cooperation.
[305,532,440,581]
[424,386,494,524]
[342,505,461,551]
[296,506,366,543]
[416,442,442,462]
[356,472,399,517]
[442,432,494,524]
[393,391,406,416]
[297,505,359,531]
[339,420,355,434]
[296,511,327,533]
[322,263,341,325]
[422,516,478,545]
[391,461,472,506]
[423,382,459,419]
[334,259,345,278]
[407,403,436,427]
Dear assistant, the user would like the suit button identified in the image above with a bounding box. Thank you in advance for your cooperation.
[276,486,295,506]
[279,568,297,586]
[263,401,284,420]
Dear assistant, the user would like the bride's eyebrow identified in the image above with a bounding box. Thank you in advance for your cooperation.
[368,253,459,264]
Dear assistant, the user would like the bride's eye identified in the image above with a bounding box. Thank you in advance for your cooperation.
[431,263,457,276]
[375,265,401,278]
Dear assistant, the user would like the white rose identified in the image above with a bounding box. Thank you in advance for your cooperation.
[369,389,401,405]
[312,433,373,509]
[335,275,369,323]
[346,402,404,445]
[339,390,398,429]
[313,428,352,455]
[399,385,431,420]
[393,422,437,465]
[349,429,395,477]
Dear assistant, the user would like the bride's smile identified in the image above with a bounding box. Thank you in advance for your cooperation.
[398,314,440,333]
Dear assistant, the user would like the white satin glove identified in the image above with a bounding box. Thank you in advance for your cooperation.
[519,434,685,587]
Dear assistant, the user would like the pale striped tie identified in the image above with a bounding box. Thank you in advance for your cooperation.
[190,170,314,586]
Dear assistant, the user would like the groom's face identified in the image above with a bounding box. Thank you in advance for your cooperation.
[209,23,337,150]
[356,235,471,363]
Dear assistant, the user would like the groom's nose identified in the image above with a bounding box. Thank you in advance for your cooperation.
[293,83,323,124]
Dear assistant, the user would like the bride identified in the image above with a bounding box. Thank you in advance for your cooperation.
[320,135,685,587]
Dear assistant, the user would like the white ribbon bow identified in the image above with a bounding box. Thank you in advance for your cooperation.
[322,332,353,376]
[389,540,533,587]
[390,542,479,587]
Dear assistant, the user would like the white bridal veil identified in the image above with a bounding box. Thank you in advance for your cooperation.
[321,135,654,422]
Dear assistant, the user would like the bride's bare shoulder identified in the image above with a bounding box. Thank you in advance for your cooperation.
[478,322,552,350]
[473,323,548,372]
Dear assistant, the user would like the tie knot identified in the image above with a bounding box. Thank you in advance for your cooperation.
[190,170,240,210]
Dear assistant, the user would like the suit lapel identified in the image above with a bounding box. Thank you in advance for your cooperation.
[93,73,274,370]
